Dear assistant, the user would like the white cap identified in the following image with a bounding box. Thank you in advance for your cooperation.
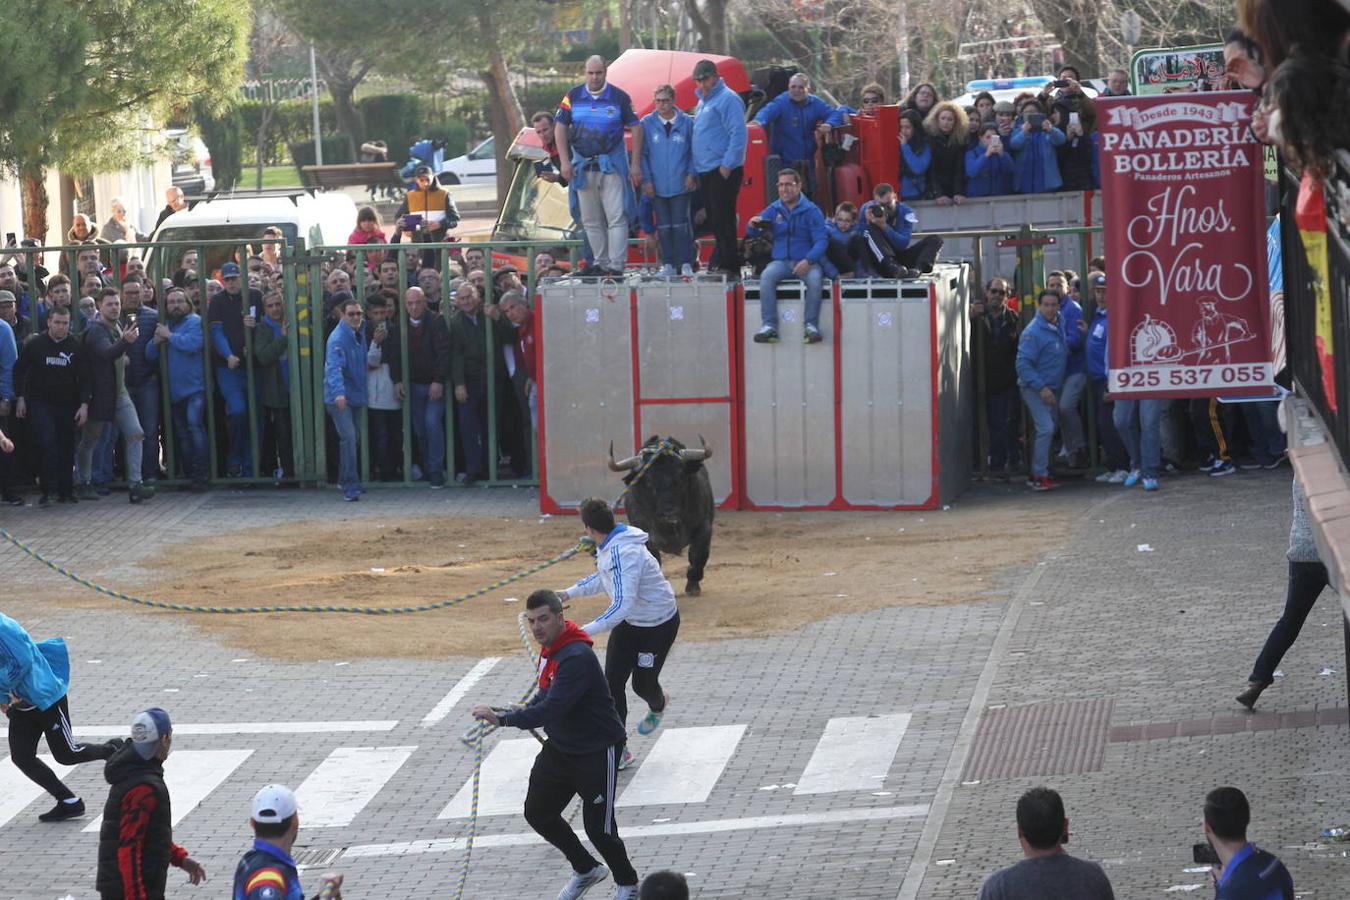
[251,784,298,823]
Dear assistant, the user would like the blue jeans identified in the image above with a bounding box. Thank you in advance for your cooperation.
[91,419,117,486]
[1241,399,1285,464]
[652,193,693,269]
[28,399,76,497]
[1113,398,1164,477]
[457,381,488,478]
[171,393,209,485]
[326,402,362,491]
[215,366,253,474]
[760,259,825,329]
[1020,385,1060,477]
[129,379,160,481]
[1250,561,1330,683]
[409,383,446,481]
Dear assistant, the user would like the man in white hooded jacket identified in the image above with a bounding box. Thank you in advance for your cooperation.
[559,497,680,769]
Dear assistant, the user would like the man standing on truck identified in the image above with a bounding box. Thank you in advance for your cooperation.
[692,59,748,278]
[753,73,846,201]
[556,56,643,277]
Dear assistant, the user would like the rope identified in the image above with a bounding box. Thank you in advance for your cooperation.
[453,721,489,900]
[0,525,595,616]
[609,437,680,506]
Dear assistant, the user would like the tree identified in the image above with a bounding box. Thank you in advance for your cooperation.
[0,0,247,239]
[683,0,730,54]
[249,1,298,188]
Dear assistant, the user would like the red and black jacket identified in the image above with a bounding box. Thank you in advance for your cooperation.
[96,742,187,899]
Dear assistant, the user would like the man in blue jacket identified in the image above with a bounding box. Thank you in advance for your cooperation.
[1083,273,1130,482]
[208,261,262,477]
[1016,290,1068,491]
[747,168,828,344]
[854,183,944,276]
[1051,271,1088,469]
[753,73,845,200]
[2,612,117,822]
[474,590,639,900]
[639,85,699,278]
[324,297,368,501]
[148,288,209,490]
[692,59,747,278]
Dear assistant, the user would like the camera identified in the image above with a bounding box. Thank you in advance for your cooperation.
[869,205,886,218]
[1052,79,1071,88]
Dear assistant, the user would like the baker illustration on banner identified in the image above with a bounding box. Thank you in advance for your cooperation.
[1098,90,1276,399]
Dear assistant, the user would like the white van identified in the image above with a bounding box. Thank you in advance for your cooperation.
[148,190,357,276]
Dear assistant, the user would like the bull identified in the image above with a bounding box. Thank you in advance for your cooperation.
[607,435,715,595]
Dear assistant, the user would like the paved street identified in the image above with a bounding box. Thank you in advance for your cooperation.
[0,471,1346,898]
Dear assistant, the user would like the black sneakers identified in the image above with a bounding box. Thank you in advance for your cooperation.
[38,799,85,822]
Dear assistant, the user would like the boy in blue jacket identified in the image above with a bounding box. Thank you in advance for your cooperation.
[2,612,117,822]
[640,85,699,278]
[747,168,828,344]
[823,202,859,278]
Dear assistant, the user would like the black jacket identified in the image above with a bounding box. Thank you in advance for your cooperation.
[96,743,175,900]
[1057,134,1098,191]
[15,332,89,407]
[383,314,451,386]
[449,308,511,388]
[501,623,626,754]
[977,308,1021,389]
[82,318,128,422]
[928,136,967,199]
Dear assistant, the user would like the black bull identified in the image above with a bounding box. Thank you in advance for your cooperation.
[608,436,715,595]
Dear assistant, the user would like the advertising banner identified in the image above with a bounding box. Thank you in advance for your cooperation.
[1099,92,1275,398]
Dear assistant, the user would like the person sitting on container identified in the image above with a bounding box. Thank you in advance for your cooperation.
[965,122,1015,198]
[899,110,932,201]
[923,101,969,205]
[1010,98,1067,194]
[747,168,828,345]
[752,73,846,200]
[853,183,944,276]
[639,84,699,280]
[1052,97,1100,192]
[823,202,857,279]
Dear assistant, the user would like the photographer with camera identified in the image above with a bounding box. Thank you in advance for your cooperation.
[978,787,1115,899]
[852,183,943,277]
[1199,787,1293,899]
[392,165,460,270]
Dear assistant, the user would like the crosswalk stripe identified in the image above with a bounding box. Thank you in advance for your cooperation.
[617,725,745,808]
[421,658,502,726]
[296,746,416,827]
[439,738,539,819]
[793,714,912,795]
[76,721,398,737]
[0,756,76,828]
[84,749,255,833]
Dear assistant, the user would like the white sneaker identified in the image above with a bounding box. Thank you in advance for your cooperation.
[1095,469,1128,484]
[613,886,638,900]
[680,263,694,277]
[617,748,636,770]
[558,864,609,900]
[657,264,675,279]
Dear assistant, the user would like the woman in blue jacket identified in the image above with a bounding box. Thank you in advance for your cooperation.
[965,122,1014,197]
[898,110,931,201]
[639,84,699,278]
[1009,98,1067,194]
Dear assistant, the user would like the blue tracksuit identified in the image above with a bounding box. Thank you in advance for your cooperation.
[0,612,69,712]
[639,110,697,197]
[323,322,367,407]
[692,78,747,172]
[1059,296,1085,376]
[901,142,931,200]
[145,313,206,402]
[0,319,15,400]
[1086,308,1109,380]
[753,92,845,164]
[965,145,1014,197]
[1010,123,1067,193]
[746,195,828,264]
[1016,313,1068,391]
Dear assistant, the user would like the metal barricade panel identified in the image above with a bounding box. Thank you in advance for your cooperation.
[634,280,735,505]
[932,264,974,504]
[920,192,1101,282]
[539,281,636,510]
[742,282,836,507]
[839,282,935,506]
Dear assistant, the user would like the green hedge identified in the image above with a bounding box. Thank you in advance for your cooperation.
[358,94,423,161]
[238,98,337,166]
[289,136,354,167]
[193,100,243,190]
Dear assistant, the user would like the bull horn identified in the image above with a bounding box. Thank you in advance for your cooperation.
[607,441,640,471]
[680,435,712,462]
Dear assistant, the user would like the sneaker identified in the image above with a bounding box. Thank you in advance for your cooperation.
[1142,476,1160,491]
[38,798,85,822]
[38,494,52,507]
[342,489,360,502]
[752,325,779,344]
[94,484,111,496]
[1,493,23,506]
[657,264,675,280]
[76,483,99,501]
[1123,469,1141,487]
[613,886,638,900]
[1030,476,1060,492]
[1262,455,1287,470]
[1238,458,1263,470]
[617,748,637,771]
[1198,454,1218,472]
[557,864,609,900]
[637,693,669,736]
[429,474,445,489]
[1096,469,1127,484]
[1209,460,1237,477]
[129,482,155,504]
[680,263,694,277]
[803,324,823,344]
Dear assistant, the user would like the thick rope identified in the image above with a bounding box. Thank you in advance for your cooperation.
[453,721,489,900]
[0,525,594,615]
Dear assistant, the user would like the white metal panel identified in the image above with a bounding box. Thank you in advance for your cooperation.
[742,281,836,507]
[637,403,733,505]
[933,265,974,504]
[539,281,636,508]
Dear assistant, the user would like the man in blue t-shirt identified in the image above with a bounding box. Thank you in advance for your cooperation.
[555,56,643,276]
[1202,787,1294,900]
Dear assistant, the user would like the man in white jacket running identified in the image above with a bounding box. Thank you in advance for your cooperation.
[559,497,680,769]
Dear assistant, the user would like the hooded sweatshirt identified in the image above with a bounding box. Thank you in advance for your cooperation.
[562,523,678,635]
[96,741,189,900]
[499,620,626,754]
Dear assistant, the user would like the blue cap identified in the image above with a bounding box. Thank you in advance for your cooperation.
[220,261,241,278]
[131,708,172,759]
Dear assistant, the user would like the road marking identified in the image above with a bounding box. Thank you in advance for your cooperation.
[421,658,501,726]
[794,714,912,795]
[296,746,416,827]
[344,805,930,859]
[0,756,75,828]
[75,721,399,737]
[617,725,745,807]
[85,749,254,833]
[440,738,538,818]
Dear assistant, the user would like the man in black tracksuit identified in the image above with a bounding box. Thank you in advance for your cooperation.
[14,306,89,503]
[473,590,639,900]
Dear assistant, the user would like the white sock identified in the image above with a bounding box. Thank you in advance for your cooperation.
[62,797,81,805]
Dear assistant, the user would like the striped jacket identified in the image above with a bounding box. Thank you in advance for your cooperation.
[562,524,678,635]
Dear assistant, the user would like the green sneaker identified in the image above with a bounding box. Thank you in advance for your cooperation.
[76,483,100,501]
[129,482,155,504]
[637,692,669,735]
